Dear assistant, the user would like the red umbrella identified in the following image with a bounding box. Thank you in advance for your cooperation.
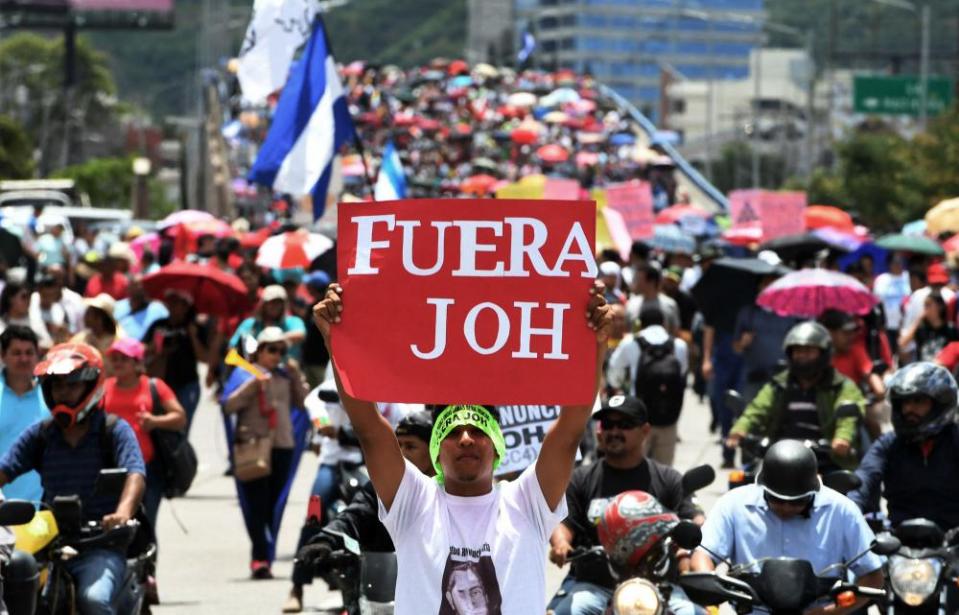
[805,205,854,231]
[142,262,251,317]
[536,144,569,163]
[655,204,712,225]
[460,174,499,196]
[510,128,539,145]
[447,59,469,76]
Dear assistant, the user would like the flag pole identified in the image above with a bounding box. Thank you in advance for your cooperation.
[317,16,377,200]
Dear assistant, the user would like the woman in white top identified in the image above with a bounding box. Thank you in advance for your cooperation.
[0,281,53,351]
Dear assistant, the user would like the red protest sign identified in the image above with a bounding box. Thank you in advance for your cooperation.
[333,199,598,405]
[605,180,654,239]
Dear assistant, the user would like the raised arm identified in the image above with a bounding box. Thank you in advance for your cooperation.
[313,284,406,510]
[536,282,613,510]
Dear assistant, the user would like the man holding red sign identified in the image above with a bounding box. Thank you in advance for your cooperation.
[311,198,612,615]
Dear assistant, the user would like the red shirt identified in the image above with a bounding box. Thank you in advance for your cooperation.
[937,342,959,372]
[833,344,874,386]
[102,375,176,463]
[85,272,129,300]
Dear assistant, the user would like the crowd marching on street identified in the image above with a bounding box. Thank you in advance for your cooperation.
[0,49,959,615]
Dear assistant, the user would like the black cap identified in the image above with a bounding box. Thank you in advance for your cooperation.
[818,309,857,332]
[593,395,648,424]
[395,410,433,443]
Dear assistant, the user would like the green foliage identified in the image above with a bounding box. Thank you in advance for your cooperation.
[708,141,787,194]
[0,32,119,174]
[790,105,959,230]
[51,156,134,207]
[0,115,35,179]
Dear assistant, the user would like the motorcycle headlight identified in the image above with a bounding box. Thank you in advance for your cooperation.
[889,555,942,606]
[611,578,662,615]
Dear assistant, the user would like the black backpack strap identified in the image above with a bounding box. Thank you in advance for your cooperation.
[148,378,163,416]
[100,413,119,469]
[34,418,56,471]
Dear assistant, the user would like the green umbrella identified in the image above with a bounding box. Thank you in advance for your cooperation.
[875,233,944,256]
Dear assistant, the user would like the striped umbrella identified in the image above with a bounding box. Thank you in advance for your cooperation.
[255,230,334,270]
[757,268,878,318]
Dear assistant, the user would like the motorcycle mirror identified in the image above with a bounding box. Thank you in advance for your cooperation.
[872,533,901,556]
[821,470,862,495]
[671,520,702,550]
[0,500,35,526]
[724,390,746,414]
[682,464,716,495]
[835,403,860,421]
[93,468,129,498]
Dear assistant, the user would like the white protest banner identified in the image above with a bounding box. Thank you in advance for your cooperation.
[494,404,581,476]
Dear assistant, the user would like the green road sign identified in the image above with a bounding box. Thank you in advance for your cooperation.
[853,75,954,116]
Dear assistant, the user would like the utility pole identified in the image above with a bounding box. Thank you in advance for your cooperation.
[751,44,761,188]
[918,3,930,130]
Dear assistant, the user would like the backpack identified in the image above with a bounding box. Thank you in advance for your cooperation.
[634,336,685,427]
[147,379,198,499]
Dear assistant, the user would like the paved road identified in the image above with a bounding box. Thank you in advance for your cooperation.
[152,384,725,614]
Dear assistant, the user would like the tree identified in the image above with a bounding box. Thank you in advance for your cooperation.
[709,141,787,195]
[0,115,35,179]
[912,105,959,204]
[0,32,120,175]
[51,156,133,207]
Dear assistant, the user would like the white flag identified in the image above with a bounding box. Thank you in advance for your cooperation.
[236,0,318,104]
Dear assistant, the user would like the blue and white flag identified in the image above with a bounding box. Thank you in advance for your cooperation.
[517,30,536,64]
[248,17,355,221]
[374,140,406,201]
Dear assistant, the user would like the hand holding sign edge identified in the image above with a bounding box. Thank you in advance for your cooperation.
[311,283,407,510]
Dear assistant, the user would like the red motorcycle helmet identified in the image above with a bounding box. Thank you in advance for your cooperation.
[597,491,679,577]
[34,343,105,428]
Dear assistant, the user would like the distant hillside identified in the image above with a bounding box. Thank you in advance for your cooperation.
[85,0,466,118]
[84,0,957,119]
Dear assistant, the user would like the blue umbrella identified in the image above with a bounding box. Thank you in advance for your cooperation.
[610,132,636,146]
[651,224,696,254]
[450,75,473,88]
[902,219,927,236]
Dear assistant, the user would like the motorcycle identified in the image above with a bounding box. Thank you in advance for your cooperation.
[681,540,888,614]
[871,520,959,614]
[10,469,156,615]
[304,529,396,615]
[0,500,41,615]
[552,465,717,615]
[723,390,861,490]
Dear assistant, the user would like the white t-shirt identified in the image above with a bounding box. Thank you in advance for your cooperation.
[872,271,910,330]
[379,460,567,615]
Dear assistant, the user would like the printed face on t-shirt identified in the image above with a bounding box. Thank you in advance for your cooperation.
[447,567,488,615]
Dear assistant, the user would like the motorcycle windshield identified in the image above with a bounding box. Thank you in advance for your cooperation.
[754,558,819,611]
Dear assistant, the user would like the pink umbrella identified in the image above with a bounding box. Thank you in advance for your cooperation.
[129,231,160,261]
[722,226,763,247]
[757,268,878,318]
[255,230,334,270]
[157,209,215,230]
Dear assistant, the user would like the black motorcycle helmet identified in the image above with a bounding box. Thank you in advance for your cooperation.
[757,440,820,500]
[783,321,832,380]
[887,362,958,443]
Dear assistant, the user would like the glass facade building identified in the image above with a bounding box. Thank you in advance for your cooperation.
[523,0,765,121]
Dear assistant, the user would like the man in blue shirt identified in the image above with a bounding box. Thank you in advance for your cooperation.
[113,275,168,341]
[0,342,145,615]
[0,326,49,501]
[691,440,883,614]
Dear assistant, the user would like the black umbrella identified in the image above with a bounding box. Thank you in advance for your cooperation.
[692,257,791,332]
[759,233,831,262]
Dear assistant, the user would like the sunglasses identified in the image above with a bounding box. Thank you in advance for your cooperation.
[260,345,286,355]
[599,418,640,431]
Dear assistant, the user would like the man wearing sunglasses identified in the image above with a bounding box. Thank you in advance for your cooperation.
[547,395,702,615]
[691,440,883,614]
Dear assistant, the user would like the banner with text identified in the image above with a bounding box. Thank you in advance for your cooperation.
[494,404,569,476]
[729,189,807,241]
[605,180,654,239]
[334,199,598,404]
